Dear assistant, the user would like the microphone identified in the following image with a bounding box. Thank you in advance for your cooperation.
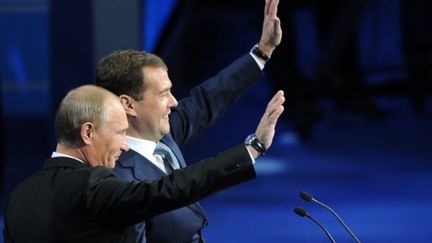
[294,207,336,243]
[300,192,361,243]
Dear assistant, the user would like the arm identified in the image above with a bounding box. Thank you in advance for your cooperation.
[170,54,262,147]
[86,145,255,230]
[169,0,282,147]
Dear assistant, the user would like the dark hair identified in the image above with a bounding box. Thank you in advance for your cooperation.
[55,85,111,147]
[95,50,168,100]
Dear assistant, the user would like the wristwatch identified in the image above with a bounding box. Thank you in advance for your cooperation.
[244,133,267,155]
[251,44,271,62]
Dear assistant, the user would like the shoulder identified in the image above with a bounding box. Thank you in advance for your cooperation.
[87,166,118,183]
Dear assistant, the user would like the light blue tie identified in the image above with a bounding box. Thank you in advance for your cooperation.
[154,142,181,171]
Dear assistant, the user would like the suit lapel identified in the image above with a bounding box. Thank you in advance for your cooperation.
[117,150,166,181]
[161,135,187,168]
[117,140,208,220]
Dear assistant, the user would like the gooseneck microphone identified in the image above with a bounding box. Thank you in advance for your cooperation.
[294,207,336,243]
[300,192,361,243]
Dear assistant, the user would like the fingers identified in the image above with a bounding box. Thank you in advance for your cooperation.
[271,0,280,17]
[266,90,285,109]
[260,0,282,52]
[261,90,285,127]
[266,91,285,121]
[266,0,280,17]
[267,96,285,119]
[254,90,285,151]
[264,0,269,16]
[267,103,284,123]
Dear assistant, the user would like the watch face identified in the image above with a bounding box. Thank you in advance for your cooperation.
[245,134,255,145]
[245,134,266,155]
[252,45,270,61]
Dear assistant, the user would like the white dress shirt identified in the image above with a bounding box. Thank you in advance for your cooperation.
[249,52,265,70]
[126,136,168,173]
[51,151,85,164]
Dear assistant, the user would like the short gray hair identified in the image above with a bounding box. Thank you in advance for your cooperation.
[55,85,112,147]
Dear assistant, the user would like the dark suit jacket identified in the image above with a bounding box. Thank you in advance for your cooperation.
[113,54,262,242]
[3,145,255,243]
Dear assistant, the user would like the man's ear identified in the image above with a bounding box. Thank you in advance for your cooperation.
[80,122,95,145]
[119,95,137,117]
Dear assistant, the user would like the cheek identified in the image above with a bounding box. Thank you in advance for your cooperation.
[158,99,169,110]
[112,136,125,151]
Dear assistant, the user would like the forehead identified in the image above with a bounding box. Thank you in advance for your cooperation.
[143,66,171,87]
[104,97,128,129]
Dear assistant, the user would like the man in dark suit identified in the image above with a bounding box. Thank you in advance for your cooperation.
[3,85,285,242]
[95,0,281,242]
[95,0,282,242]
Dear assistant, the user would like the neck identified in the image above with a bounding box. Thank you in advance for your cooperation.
[126,129,162,142]
[56,144,86,162]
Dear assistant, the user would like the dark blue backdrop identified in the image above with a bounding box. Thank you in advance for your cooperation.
[1,0,431,242]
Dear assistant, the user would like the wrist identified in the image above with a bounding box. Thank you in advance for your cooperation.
[245,145,260,159]
[257,42,275,57]
[244,133,267,156]
[251,44,271,62]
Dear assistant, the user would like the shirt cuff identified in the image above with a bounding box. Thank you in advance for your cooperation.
[245,145,256,165]
[249,52,265,70]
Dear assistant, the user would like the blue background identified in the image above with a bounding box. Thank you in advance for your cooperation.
[1,0,431,242]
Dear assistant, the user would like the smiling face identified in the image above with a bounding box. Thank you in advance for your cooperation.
[86,96,129,169]
[130,66,178,141]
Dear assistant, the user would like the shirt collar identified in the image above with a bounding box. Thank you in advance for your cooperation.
[51,151,85,164]
[126,135,157,160]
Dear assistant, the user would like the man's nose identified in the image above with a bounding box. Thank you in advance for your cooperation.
[121,142,129,152]
[169,93,178,107]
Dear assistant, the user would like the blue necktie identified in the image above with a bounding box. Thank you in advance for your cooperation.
[154,142,180,173]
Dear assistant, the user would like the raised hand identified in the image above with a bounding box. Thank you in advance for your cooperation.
[259,0,282,57]
[255,90,285,152]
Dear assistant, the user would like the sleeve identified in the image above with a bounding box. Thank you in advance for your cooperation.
[84,144,256,230]
[169,54,263,147]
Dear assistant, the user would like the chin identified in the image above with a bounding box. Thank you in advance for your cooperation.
[161,127,170,135]
[106,161,116,169]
